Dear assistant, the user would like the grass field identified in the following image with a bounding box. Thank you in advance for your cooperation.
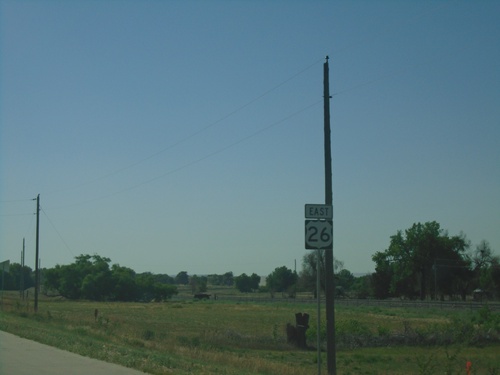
[0,291,499,374]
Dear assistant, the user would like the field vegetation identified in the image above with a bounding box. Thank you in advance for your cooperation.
[1,289,499,374]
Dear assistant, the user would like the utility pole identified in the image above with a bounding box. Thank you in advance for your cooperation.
[323,56,336,374]
[20,238,25,300]
[34,194,40,313]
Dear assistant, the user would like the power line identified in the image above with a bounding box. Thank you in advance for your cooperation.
[43,58,324,197]
[46,99,322,210]
[40,206,75,257]
[0,198,35,203]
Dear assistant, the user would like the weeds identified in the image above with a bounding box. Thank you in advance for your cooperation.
[0,292,499,375]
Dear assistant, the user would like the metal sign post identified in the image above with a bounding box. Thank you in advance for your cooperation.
[305,204,333,375]
[316,248,322,375]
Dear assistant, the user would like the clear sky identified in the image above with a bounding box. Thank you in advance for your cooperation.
[1,1,499,277]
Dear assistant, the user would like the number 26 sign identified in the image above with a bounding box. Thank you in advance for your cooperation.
[305,220,333,249]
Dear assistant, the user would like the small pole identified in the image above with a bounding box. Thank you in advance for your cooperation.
[1,263,4,307]
[317,248,322,374]
[34,194,40,313]
[20,238,25,299]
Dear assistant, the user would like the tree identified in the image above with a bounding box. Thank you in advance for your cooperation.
[471,240,500,298]
[111,265,138,301]
[136,272,178,301]
[234,273,260,293]
[372,222,470,300]
[351,274,373,299]
[190,275,207,294]
[175,271,189,285]
[299,251,343,297]
[43,254,178,302]
[80,255,113,300]
[0,263,34,291]
[266,266,297,297]
[336,269,355,292]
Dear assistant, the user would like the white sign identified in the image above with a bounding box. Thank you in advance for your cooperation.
[305,220,333,249]
[305,204,332,219]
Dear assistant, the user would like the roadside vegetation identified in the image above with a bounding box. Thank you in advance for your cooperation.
[1,290,499,374]
[1,221,499,373]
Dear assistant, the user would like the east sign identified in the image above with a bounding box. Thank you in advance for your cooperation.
[304,204,332,219]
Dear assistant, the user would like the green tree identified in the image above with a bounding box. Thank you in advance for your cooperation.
[43,254,178,302]
[80,255,113,300]
[175,271,189,285]
[250,273,261,290]
[299,251,343,297]
[234,273,260,293]
[266,266,297,297]
[135,272,178,301]
[351,274,373,299]
[222,271,234,286]
[189,275,208,294]
[336,269,355,292]
[472,240,500,298]
[111,265,138,301]
[0,263,35,291]
[372,222,470,300]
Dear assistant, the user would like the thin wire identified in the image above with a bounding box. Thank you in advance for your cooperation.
[47,99,322,210]
[23,211,37,246]
[0,197,36,216]
[0,198,35,203]
[40,206,75,257]
[0,213,34,217]
[45,57,324,196]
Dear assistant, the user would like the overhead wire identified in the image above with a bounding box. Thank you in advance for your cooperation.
[40,206,75,257]
[47,98,323,210]
[44,57,325,197]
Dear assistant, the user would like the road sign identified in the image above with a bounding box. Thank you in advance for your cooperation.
[305,204,332,219]
[305,220,333,249]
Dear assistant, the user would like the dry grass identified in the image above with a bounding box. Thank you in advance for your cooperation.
[1,292,499,374]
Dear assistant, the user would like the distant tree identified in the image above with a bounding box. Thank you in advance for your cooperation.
[471,240,500,298]
[266,266,297,297]
[207,274,221,285]
[175,271,189,285]
[250,273,261,290]
[235,273,251,292]
[80,255,113,300]
[111,265,138,301]
[189,275,207,294]
[153,273,175,285]
[0,263,34,291]
[222,271,234,286]
[351,274,373,299]
[43,254,178,302]
[44,255,97,299]
[336,269,355,291]
[299,252,343,297]
[372,222,470,300]
[234,273,260,293]
[136,272,178,301]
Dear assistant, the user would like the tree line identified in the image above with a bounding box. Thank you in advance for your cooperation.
[371,221,499,300]
[1,221,497,302]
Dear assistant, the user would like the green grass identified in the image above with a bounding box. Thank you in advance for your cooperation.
[1,292,499,374]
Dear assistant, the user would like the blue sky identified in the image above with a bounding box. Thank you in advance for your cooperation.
[1,1,499,277]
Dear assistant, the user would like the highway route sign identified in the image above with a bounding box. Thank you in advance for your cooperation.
[305,220,333,249]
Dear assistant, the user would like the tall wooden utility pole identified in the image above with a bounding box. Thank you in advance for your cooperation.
[323,56,336,374]
[34,194,40,313]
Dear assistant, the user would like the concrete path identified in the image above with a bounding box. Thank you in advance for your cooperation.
[0,331,147,375]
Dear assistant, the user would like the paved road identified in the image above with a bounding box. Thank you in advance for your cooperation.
[0,331,147,375]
